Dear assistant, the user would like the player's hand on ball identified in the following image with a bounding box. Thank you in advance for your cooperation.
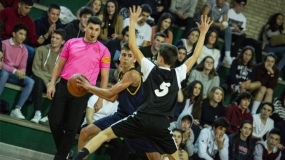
[76,75,91,90]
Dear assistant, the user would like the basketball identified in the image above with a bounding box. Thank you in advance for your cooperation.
[67,74,88,97]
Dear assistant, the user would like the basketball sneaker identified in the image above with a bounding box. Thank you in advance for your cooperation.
[10,109,25,119]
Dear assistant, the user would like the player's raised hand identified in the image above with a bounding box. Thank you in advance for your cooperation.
[129,6,142,23]
[196,15,213,35]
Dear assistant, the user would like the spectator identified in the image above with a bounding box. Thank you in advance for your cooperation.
[187,56,220,98]
[169,0,198,38]
[34,4,64,45]
[223,0,263,63]
[176,28,200,58]
[0,24,34,119]
[86,0,103,19]
[106,26,129,69]
[228,120,254,160]
[0,0,19,11]
[30,29,66,124]
[196,30,221,70]
[193,117,230,160]
[225,92,253,134]
[123,4,152,47]
[200,0,233,65]
[169,112,195,157]
[275,121,285,159]
[200,87,225,128]
[253,128,282,160]
[46,16,110,159]
[143,0,171,24]
[0,20,3,70]
[150,12,173,45]
[64,6,95,41]
[272,89,285,120]
[161,128,189,160]
[99,0,123,43]
[140,32,166,64]
[252,102,274,141]
[171,45,187,69]
[228,46,257,93]
[260,13,285,75]
[251,53,279,114]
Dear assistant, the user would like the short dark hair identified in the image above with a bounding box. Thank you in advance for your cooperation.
[79,6,95,18]
[87,16,102,26]
[213,117,230,129]
[53,29,66,41]
[141,4,152,14]
[13,23,28,33]
[181,115,192,124]
[153,32,166,40]
[159,44,178,66]
[234,92,253,105]
[48,4,60,12]
[121,42,130,51]
[269,128,281,137]
[236,0,247,5]
[261,102,275,112]
[20,0,34,6]
[122,26,129,36]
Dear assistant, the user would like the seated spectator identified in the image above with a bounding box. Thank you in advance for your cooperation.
[196,30,221,70]
[150,12,173,45]
[175,28,200,58]
[0,24,34,119]
[0,0,41,64]
[275,121,285,159]
[123,4,152,47]
[64,6,95,41]
[99,0,123,43]
[161,128,188,160]
[169,0,198,38]
[223,0,263,63]
[228,120,254,160]
[252,102,274,141]
[199,0,233,65]
[143,0,171,24]
[30,29,66,124]
[0,0,19,11]
[225,92,253,134]
[260,13,285,76]
[272,89,285,121]
[169,112,195,157]
[254,128,282,160]
[140,32,166,64]
[251,53,279,114]
[171,45,187,68]
[200,87,225,128]
[187,56,220,98]
[34,4,63,45]
[106,26,129,69]
[0,20,3,69]
[228,46,257,93]
[193,117,230,160]
[86,0,103,19]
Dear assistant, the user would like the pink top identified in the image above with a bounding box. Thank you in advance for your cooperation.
[2,38,28,73]
[60,38,110,85]
[149,26,173,45]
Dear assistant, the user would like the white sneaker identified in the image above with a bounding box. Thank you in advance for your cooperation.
[39,116,49,126]
[222,56,233,65]
[31,112,42,124]
[10,109,25,119]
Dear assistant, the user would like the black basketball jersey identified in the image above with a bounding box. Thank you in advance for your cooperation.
[137,58,186,117]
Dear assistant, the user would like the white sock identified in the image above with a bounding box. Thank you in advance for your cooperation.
[251,101,261,114]
[35,110,41,115]
[225,51,231,57]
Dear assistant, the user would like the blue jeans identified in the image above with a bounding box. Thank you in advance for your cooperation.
[210,26,232,52]
[0,69,34,108]
[264,44,285,71]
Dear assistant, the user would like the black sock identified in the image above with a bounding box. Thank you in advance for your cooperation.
[72,148,90,160]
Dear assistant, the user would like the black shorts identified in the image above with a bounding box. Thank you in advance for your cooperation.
[111,112,177,154]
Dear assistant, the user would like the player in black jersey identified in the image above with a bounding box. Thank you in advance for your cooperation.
[73,6,213,160]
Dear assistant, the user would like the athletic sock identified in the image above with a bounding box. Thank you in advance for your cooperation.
[251,101,261,114]
[225,51,231,57]
[72,148,89,160]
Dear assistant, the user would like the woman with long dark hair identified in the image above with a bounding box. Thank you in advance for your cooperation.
[228,120,254,160]
[176,28,200,58]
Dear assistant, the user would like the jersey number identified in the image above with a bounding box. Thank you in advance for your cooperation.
[155,82,171,97]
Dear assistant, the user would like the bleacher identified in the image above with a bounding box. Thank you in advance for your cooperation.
[1,1,285,160]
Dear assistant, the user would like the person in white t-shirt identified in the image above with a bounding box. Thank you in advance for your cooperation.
[123,4,151,47]
[252,102,274,141]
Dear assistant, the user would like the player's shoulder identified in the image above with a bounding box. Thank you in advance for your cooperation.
[126,69,141,79]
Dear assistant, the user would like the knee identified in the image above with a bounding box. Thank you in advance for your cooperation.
[266,88,273,95]
[258,86,267,95]
[80,127,93,139]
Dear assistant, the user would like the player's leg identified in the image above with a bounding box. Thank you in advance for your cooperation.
[78,124,101,151]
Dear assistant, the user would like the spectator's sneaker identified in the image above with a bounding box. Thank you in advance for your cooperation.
[10,109,25,119]
[31,112,42,124]
[39,116,49,126]
[222,56,233,65]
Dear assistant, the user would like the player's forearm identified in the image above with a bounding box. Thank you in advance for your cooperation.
[128,20,136,51]
[49,65,62,85]
[192,32,206,59]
